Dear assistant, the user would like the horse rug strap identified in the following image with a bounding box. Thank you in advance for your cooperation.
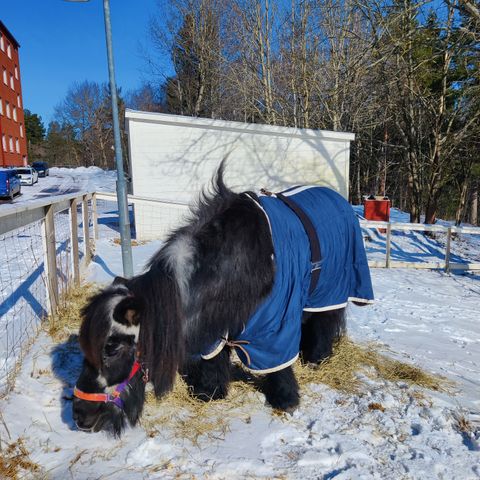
[274,191,321,294]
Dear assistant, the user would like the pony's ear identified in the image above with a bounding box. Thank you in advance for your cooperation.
[113,296,144,326]
[113,276,128,286]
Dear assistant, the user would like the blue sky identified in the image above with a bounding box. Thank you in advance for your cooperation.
[2,0,171,127]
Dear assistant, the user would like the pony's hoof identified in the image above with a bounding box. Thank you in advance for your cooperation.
[191,384,228,402]
[272,405,298,416]
[267,394,300,412]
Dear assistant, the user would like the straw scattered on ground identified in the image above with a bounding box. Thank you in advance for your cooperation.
[142,372,260,445]
[112,238,147,247]
[47,283,98,341]
[0,437,40,480]
[294,336,449,394]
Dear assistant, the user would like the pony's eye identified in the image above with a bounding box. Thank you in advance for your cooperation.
[104,342,122,357]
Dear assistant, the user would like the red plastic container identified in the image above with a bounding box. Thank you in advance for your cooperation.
[363,197,391,222]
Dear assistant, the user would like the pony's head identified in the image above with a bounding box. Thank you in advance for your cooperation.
[73,265,184,436]
[72,277,146,436]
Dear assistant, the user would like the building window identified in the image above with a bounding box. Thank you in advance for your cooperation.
[15,138,20,153]
[13,106,17,121]
[7,43,12,59]
[20,123,24,138]
[0,34,4,52]
[6,102,10,118]
[9,136,14,153]
[14,66,18,80]
[10,73,14,89]
[17,95,21,108]
[0,98,2,115]
[2,68,7,85]
[2,135,6,152]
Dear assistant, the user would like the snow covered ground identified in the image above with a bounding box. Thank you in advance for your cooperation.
[0,168,479,479]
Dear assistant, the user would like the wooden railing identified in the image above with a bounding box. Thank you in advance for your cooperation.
[0,191,96,313]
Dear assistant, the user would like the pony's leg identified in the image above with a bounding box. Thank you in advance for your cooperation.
[261,366,300,412]
[182,349,231,401]
[300,307,346,365]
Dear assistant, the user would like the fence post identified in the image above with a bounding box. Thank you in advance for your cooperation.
[82,194,91,263]
[385,223,392,268]
[92,192,99,242]
[42,204,59,313]
[445,227,452,273]
[70,198,80,286]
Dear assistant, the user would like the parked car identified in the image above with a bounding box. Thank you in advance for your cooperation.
[17,166,39,186]
[0,168,22,200]
[32,161,50,177]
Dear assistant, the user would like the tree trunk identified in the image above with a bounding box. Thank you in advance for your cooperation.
[455,179,469,226]
[470,180,478,225]
[407,151,422,223]
[356,140,362,204]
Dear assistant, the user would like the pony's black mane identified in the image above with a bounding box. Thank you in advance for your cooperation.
[133,163,274,394]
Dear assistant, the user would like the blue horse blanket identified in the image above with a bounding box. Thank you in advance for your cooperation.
[203,186,374,373]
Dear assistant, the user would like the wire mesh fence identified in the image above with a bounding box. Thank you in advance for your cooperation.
[0,193,95,396]
[95,196,134,239]
[95,192,190,241]
[0,220,47,393]
[134,200,190,241]
[54,208,73,297]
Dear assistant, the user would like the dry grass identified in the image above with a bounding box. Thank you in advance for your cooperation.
[294,336,449,395]
[0,438,40,480]
[112,238,147,247]
[47,284,98,341]
[455,415,473,433]
[142,375,258,445]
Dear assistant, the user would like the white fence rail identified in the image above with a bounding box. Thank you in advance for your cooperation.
[0,191,95,394]
[359,220,480,272]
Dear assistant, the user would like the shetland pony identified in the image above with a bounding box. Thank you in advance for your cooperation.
[72,165,373,436]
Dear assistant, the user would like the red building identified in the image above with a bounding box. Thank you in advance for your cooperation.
[0,20,27,167]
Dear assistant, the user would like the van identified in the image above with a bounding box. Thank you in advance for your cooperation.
[0,168,22,200]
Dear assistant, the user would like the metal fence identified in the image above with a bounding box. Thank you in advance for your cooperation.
[0,192,95,394]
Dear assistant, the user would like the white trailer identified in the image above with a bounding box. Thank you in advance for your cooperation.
[125,110,355,240]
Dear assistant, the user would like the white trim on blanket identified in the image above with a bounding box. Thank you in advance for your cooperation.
[281,185,318,197]
[244,193,274,249]
[237,353,299,375]
[303,297,374,312]
[202,337,300,375]
[201,336,228,360]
